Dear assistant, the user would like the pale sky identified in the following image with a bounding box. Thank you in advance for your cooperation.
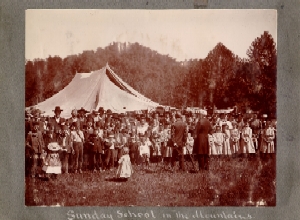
[26,9,277,61]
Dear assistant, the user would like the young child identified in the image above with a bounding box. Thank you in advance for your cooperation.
[138,135,151,170]
[42,142,62,180]
[213,125,224,157]
[230,123,240,157]
[116,147,133,181]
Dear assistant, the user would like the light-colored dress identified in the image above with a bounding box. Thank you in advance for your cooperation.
[260,127,275,153]
[184,136,194,155]
[223,129,231,155]
[230,128,240,154]
[241,127,255,154]
[42,142,62,174]
[213,132,224,155]
[116,154,133,178]
[208,134,216,155]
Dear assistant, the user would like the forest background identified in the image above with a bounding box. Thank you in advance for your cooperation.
[25,31,276,116]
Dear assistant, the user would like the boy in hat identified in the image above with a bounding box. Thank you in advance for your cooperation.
[26,121,46,177]
[128,135,139,166]
[88,132,104,172]
[70,122,85,173]
[57,124,74,174]
[103,132,116,171]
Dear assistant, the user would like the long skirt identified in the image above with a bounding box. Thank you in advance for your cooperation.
[42,152,62,174]
[116,161,133,178]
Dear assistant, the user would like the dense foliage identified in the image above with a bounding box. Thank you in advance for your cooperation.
[25,31,276,116]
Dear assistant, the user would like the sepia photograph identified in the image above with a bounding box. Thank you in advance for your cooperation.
[25,9,277,207]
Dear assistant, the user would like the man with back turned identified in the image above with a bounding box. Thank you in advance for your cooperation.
[193,113,212,171]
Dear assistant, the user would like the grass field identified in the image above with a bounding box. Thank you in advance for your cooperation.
[25,156,275,206]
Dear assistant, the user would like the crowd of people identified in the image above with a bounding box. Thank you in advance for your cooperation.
[25,106,276,180]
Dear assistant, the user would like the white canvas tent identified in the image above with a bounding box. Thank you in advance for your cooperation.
[34,64,159,118]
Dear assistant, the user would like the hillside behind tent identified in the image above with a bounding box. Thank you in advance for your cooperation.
[34,64,159,117]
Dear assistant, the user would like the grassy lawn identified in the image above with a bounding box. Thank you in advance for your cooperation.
[25,156,275,206]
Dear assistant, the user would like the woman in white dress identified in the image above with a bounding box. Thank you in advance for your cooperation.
[260,121,275,160]
[241,122,256,158]
[223,125,231,157]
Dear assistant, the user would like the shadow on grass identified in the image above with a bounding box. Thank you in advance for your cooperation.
[105,177,128,182]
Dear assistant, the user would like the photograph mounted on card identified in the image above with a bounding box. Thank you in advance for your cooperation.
[25,9,277,206]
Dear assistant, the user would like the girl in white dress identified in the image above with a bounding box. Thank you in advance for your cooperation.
[116,147,133,180]
[213,126,224,156]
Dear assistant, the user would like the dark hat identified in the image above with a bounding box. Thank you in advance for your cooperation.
[53,106,63,112]
[78,107,89,113]
[98,107,104,112]
[106,109,112,114]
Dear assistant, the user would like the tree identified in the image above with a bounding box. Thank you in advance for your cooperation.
[247,31,277,115]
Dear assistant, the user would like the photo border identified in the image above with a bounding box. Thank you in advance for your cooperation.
[1,0,299,219]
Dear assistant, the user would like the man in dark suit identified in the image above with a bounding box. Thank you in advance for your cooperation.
[193,113,212,171]
[171,113,188,172]
[50,106,65,131]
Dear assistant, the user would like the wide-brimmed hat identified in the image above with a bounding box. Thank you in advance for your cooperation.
[78,107,89,114]
[106,109,112,115]
[98,107,104,113]
[53,106,63,112]
[47,142,61,151]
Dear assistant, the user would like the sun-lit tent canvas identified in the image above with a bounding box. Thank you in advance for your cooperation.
[34,64,159,117]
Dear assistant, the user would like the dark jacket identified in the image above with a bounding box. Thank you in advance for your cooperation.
[26,131,45,154]
[193,117,212,155]
[89,136,103,153]
[171,119,188,147]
